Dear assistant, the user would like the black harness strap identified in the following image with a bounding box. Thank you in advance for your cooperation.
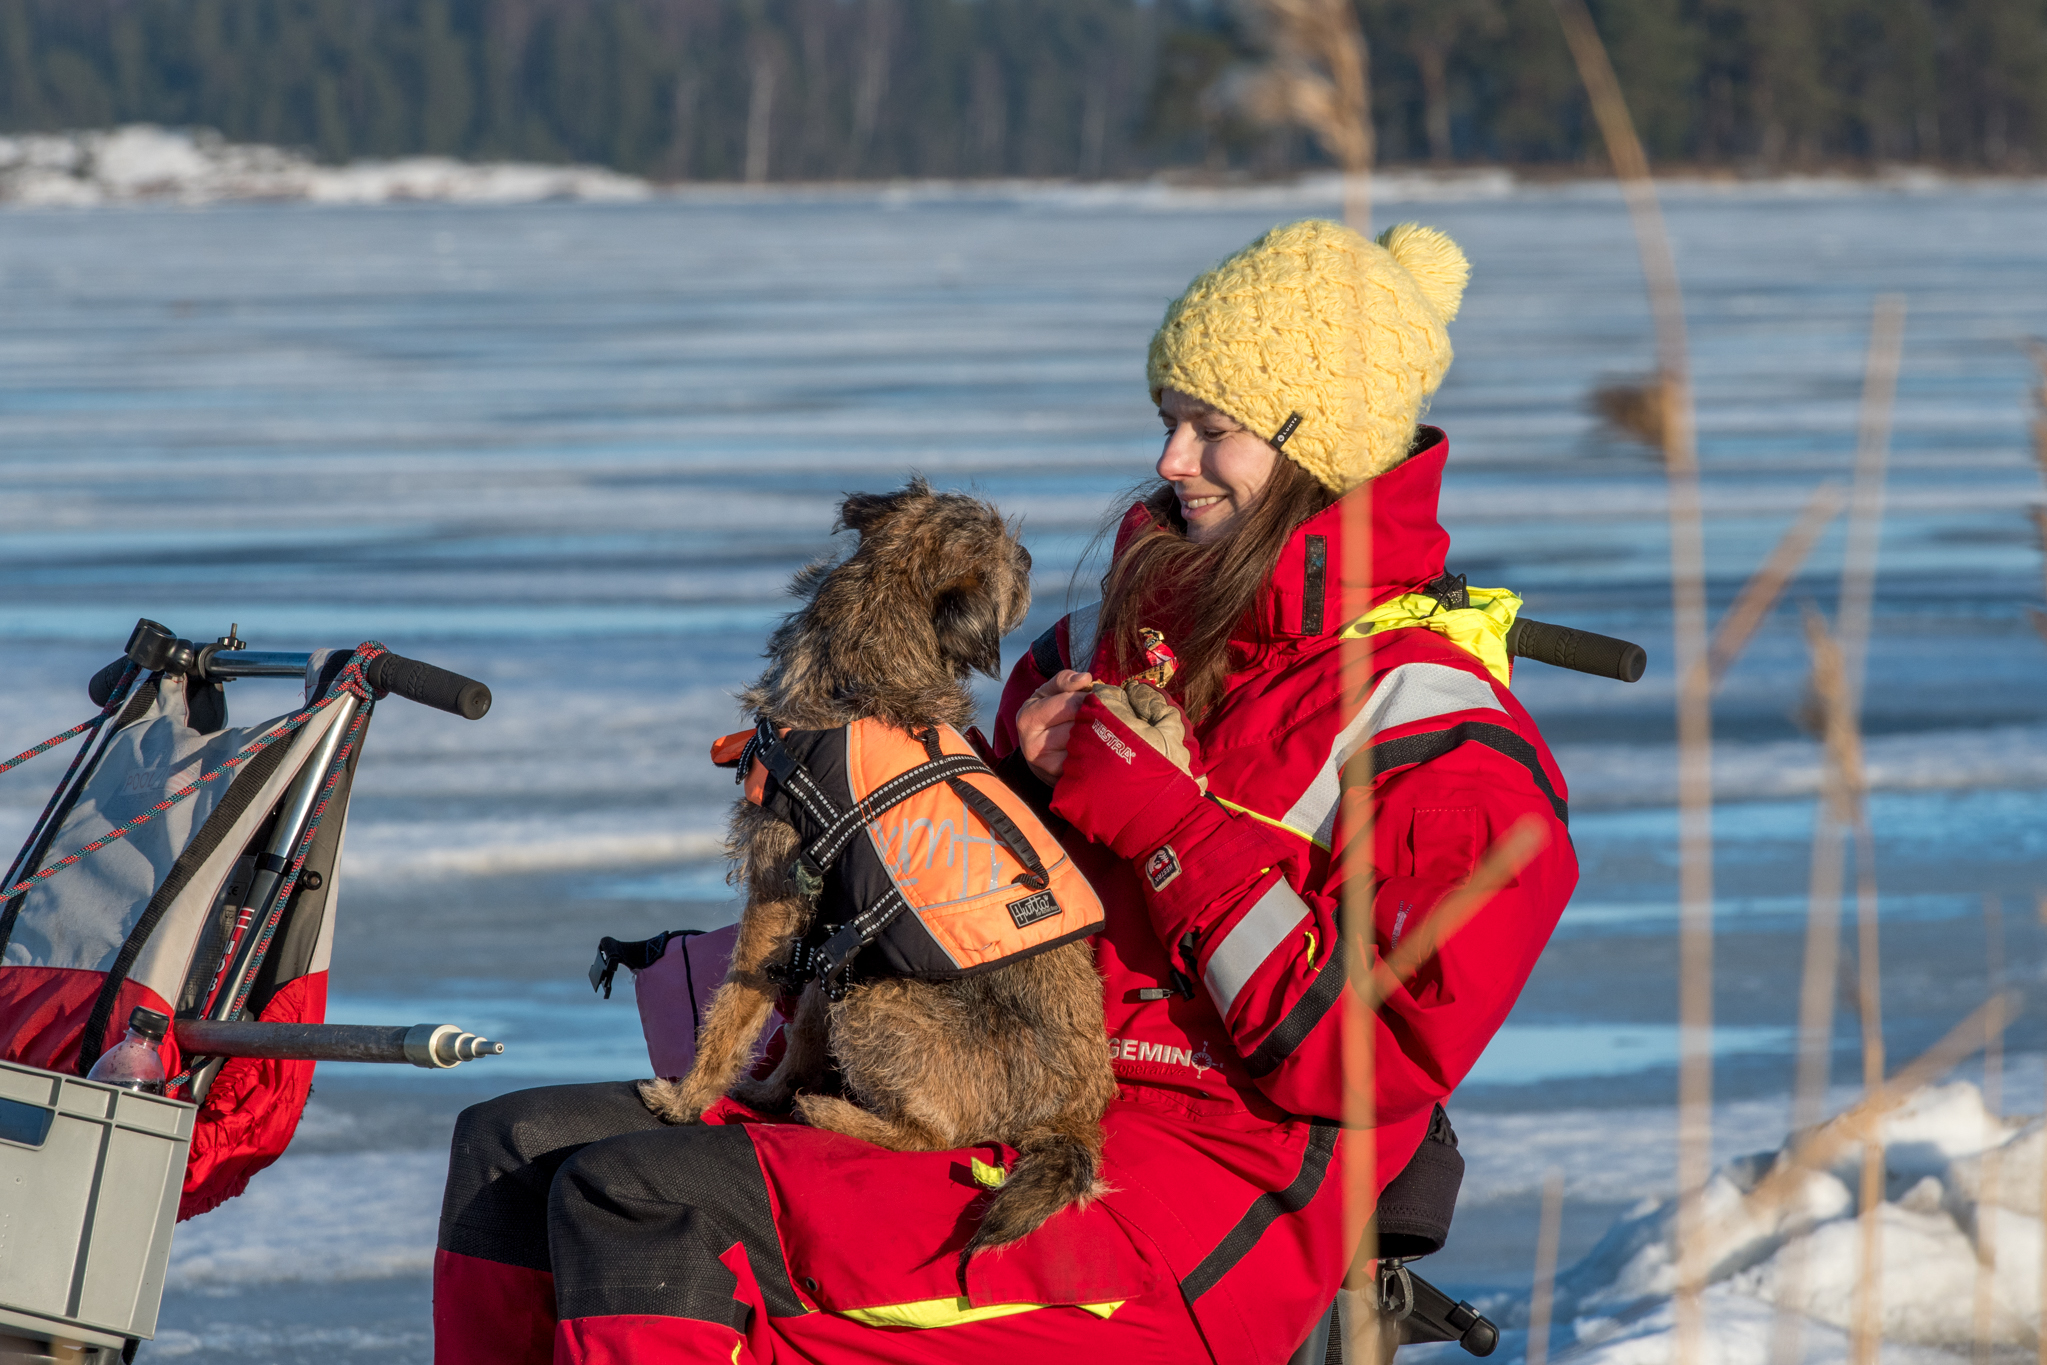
[750,718,840,830]
[1180,1120,1340,1304]
[803,751,991,870]
[753,719,1053,998]
[1344,720,1569,828]
[914,728,1049,891]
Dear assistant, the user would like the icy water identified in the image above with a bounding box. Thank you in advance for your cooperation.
[3,180,2046,1360]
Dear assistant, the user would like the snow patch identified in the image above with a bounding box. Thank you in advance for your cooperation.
[0,125,650,207]
[1500,1082,2046,1361]
[167,1149,443,1286]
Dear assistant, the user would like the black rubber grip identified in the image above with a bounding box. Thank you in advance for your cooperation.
[1507,617,1647,683]
[88,657,130,707]
[366,652,492,719]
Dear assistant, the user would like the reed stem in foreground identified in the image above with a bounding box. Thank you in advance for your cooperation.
[1542,6,1712,1361]
[1970,896,2004,1365]
[1339,445,1380,1365]
[1527,1169,1565,1365]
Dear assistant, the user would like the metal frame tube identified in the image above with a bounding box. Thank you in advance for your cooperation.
[207,693,357,1021]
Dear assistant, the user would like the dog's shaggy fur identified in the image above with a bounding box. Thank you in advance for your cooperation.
[641,479,1116,1255]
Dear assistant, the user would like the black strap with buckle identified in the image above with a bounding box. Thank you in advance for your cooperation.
[751,718,1050,998]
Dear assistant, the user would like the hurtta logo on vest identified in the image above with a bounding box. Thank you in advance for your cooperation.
[1007,889,1061,929]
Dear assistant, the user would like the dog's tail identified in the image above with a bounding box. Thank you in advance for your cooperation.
[966,1124,1106,1255]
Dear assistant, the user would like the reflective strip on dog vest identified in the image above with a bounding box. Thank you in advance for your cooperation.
[1280,662,1505,847]
[1200,876,1313,1023]
[711,717,1104,986]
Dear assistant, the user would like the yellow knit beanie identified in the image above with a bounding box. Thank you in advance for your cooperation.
[1146,219,1470,493]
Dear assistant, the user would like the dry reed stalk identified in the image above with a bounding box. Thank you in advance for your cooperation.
[2038,891,2047,1365]
[1232,0,1374,230]
[1836,296,1904,1365]
[1339,438,1381,1364]
[1341,816,1551,1012]
[1766,608,1859,1365]
[1722,992,2020,1230]
[1528,1169,1565,1365]
[1970,896,2005,1365]
[1542,6,1714,1362]
[2031,341,2047,645]
[1836,298,1904,722]
[1706,484,1846,693]
[1332,816,1550,1361]
[1847,812,1885,1365]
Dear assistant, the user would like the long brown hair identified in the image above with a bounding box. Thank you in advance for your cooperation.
[1095,454,1336,720]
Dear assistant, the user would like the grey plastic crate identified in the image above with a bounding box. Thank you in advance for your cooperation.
[0,1058,194,1357]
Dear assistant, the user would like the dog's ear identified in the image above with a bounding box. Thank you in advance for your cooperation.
[837,477,932,537]
[836,490,898,535]
[933,575,1005,679]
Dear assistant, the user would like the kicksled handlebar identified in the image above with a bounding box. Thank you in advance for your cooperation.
[174,1018,504,1069]
[1507,617,1646,683]
[90,618,493,719]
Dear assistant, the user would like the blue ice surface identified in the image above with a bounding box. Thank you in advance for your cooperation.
[1464,1023,1794,1086]
[323,978,653,1085]
[2,185,2045,1109]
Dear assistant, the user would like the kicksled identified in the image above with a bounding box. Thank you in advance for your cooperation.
[0,621,504,1362]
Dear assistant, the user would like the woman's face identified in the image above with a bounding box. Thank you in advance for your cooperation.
[1155,388,1280,544]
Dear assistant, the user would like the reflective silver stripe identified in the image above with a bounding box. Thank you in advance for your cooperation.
[1280,662,1505,848]
[1203,877,1314,1021]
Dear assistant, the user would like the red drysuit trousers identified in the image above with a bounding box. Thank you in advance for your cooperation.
[434,1082,1346,1364]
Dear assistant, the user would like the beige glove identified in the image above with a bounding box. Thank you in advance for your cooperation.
[1090,682,1206,791]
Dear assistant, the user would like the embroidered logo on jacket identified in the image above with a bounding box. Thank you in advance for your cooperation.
[1144,844,1181,891]
[1109,1035,1215,1076]
[1006,889,1061,929]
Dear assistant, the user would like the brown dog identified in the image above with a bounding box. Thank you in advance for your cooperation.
[641,478,1116,1254]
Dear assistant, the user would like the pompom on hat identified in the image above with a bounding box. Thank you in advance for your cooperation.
[1146,219,1470,493]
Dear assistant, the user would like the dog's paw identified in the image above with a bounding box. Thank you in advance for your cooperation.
[637,1077,709,1125]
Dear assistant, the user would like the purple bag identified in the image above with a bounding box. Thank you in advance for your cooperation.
[632,923,736,1078]
[593,922,788,1078]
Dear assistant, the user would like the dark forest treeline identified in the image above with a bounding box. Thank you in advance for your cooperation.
[1,0,2041,179]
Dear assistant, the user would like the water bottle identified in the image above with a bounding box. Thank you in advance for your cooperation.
[87,1005,170,1095]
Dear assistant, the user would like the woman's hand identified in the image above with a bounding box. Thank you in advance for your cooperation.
[1016,669,1094,785]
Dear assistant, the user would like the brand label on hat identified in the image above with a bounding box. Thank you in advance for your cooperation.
[1007,889,1061,929]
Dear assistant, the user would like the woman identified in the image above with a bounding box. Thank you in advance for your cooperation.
[433,219,1576,1364]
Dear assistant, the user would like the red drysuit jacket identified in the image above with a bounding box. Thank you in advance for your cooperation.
[985,431,1577,1346]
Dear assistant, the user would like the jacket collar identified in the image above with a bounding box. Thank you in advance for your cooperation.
[1105,427,1453,664]
[1249,426,1451,645]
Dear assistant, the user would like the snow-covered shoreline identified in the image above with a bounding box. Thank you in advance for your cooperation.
[0,125,650,207]
[6,124,2045,210]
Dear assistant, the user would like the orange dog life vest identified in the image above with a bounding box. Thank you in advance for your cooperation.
[711,717,1104,999]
